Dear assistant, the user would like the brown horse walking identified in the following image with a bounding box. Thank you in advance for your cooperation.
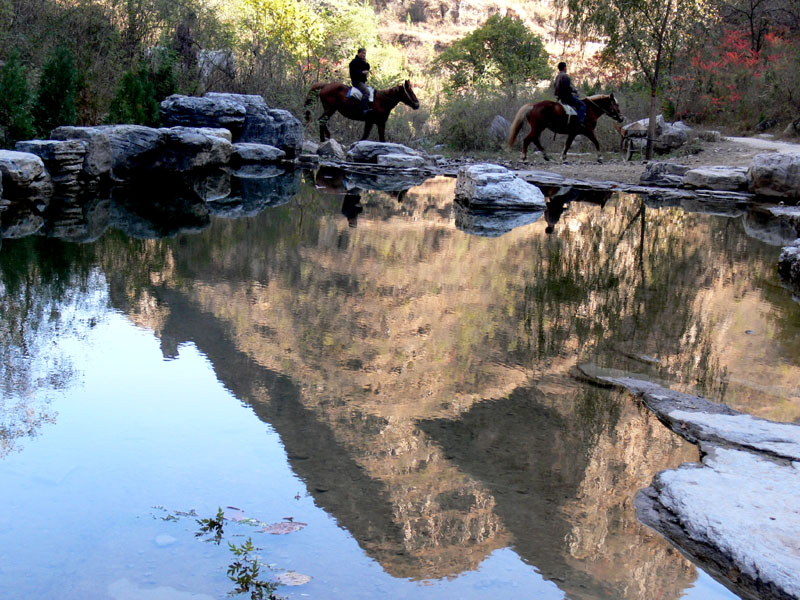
[304,80,420,143]
[508,94,624,162]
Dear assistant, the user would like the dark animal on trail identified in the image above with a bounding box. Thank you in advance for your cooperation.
[304,80,420,142]
[508,94,624,162]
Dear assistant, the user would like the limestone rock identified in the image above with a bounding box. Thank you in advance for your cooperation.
[640,163,691,187]
[50,126,112,179]
[748,152,800,198]
[160,95,246,130]
[455,164,546,210]
[682,166,749,191]
[318,139,346,160]
[377,153,425,168]
[15,139,87,192]
[0,150,53,200]
[232,143,285,164]
[346,141,427,164]
[157,127,233,172]
[99,125,166,181]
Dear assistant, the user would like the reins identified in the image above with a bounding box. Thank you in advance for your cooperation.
[583,96,617,120]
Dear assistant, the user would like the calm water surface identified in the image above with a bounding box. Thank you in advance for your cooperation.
[2,172,799,600]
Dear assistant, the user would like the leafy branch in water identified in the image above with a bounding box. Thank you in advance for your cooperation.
[195,507,225,544]
[227,538,279,600]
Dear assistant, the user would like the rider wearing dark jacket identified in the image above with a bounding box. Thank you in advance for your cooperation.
[349,48,371,114]
[554,61,585,125]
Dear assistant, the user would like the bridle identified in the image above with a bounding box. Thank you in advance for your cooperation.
[584,96,623,122]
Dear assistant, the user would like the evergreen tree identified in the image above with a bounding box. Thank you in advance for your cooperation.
[33,47,78,136]
[0,53,35,148]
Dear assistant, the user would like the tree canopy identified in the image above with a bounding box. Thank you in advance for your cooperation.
[434,14,550,94]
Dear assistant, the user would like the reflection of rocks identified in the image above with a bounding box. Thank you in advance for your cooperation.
[208,168,300,217]
[344,168,429,192]
[778,240,800,297]
[454,204,542,237]
[42,196,111,243]
[110,183,210,238]
[743,205,800,246]
[0,201,44,238]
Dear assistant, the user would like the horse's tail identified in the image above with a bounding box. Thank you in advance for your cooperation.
[508,104,533,147]
[304,83,326,123]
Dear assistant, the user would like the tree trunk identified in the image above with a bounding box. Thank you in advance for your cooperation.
[646,84,658,160]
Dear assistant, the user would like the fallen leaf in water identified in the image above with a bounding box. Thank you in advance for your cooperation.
[260,521,308,534]
[223,506,247,522]
[273,571,312,586]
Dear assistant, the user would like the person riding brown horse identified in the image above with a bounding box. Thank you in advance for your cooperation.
[508,94,624,162]
[304,80,420,142]
[349,48,371,115]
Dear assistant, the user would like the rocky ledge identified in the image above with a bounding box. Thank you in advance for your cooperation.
[578,372,800,600]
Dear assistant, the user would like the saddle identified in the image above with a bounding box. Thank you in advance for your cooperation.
[559,101,577,117]
[348,86,374,103]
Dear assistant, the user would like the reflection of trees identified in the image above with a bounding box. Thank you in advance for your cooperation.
[25,176,793,593]
[0,238,104,456]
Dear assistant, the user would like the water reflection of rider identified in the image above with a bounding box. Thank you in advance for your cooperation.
[341,192,363,228]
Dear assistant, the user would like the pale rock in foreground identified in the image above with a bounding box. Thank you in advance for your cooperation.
[748,152,800,198]
[455,163,546,210]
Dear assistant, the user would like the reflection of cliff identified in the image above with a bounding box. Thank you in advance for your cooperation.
[418,379,698,600]
[94,177,800,594]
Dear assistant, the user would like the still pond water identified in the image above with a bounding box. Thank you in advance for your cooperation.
[2,169,799,600]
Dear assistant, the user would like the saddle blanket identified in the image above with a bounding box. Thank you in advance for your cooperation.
[348,86,374,102]
[559,101,577,117]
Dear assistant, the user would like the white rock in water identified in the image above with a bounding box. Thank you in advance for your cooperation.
[455,164,545,210]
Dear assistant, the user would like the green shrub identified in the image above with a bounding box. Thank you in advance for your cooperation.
[0,53,34,147]
[33,46,78,136]
[107,67,160,126]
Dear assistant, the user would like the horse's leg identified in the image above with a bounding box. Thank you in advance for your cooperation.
[361,119,375,140]
[561,132,577,162]
[526,126,550,161]
[376,121,386,142]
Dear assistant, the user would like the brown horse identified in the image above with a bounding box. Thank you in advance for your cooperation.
[508,94,624,162]
[304,80,420,143]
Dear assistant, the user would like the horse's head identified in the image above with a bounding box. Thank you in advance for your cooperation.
[606,93,624,122]
[401,80,420,110]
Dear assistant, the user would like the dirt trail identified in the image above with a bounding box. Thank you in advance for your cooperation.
[498,134,800,186]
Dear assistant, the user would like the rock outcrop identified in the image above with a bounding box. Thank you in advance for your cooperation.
[748,152,800,198]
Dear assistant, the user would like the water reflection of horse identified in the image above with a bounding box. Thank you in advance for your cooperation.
[303,80,420,143]
[508,94,624,162]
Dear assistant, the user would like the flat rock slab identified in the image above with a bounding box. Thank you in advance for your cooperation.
[590,372,800,600]
[683,165,749,191]
[637,446,800,600]
[232,142,285,163]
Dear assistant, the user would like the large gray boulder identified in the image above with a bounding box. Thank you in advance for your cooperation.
[162,93,303,158]
[0,150,53,199]
[160,95,246,130]
[232,143,285,164]
[748,152,800,198]
[157,127,232,172]
[98,125,166,180]
[50,126,112,179]
[455,164,546,210]
[318,139,346,160]
[682,166,749,191]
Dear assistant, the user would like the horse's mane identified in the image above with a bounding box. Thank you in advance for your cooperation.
[585,94,611,102]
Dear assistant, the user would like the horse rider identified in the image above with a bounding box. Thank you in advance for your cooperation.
[554,61,585,126]
[349,48,371,115]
